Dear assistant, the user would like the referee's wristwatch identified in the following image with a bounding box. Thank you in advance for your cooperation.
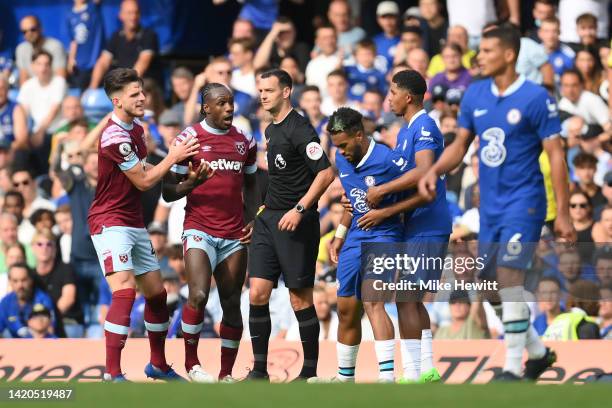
[295,203,306,214]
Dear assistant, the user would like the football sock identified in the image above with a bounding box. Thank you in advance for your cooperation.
[337,342,359,382]
[249,303,271,373]
[500,287,530,376]
[181,303,204,371]
[421,329,434,373]
[525,324,546,359]
[374,339,395,381]
[104,288,136,377]
[144,290,170,372]
[295,305,320,378]
[400,339,421,381]
[219,322,243,379]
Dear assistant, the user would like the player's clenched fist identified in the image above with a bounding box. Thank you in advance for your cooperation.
[169,136,199,163]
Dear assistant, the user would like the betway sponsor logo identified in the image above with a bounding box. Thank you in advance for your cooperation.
[208,159,243,172]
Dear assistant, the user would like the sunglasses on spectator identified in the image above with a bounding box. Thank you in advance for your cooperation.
[35,241,54,248]
[569,203,589,209]
[21,27,39,34]
[13,180,30,187]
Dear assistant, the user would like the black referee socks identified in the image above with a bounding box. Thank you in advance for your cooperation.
[249,303,271,373]
[295,305,320,378]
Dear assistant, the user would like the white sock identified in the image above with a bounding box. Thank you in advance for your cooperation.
[500,291,529,377]
[374,339,395,381]
[525,324,546,360]
[420,329,434,373]
[337,342,359,382]
[400,339,421,381]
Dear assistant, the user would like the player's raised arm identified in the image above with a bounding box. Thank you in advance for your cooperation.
[123,136,199,191]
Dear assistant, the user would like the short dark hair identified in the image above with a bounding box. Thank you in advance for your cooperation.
[401,26,423,37]
[573,152,598,168]
[538,276,562,290]
[30,208,54,226]
[4,190,25,206]
[326,107,364,136]
[355,38,377,53]
[593,246,612,264]
[199,82,231,116]
[392,69,427,102]
[228,37,256,53]
[8,262,32,279]
[166,244,183,260]
[327,69,348,81]
[103,68,143,97]
[31,49,52,64]
[482,26,521,61]
[576,13,597,27]
[301,85,321,95]
[69,118,89,131]
[561,68,584,84]
[260,69,293,90]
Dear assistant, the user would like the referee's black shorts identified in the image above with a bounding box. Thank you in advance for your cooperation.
[248,208,320,289]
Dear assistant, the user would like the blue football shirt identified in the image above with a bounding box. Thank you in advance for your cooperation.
[345,64,387,102]
[396,110,452,237]
[67,3,104,71]
[457,75,561,223]
[335,140,406,242]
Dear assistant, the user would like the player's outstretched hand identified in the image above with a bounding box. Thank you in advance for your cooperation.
[278,209,303,232]
[365,185,384,208]
[418,169,438,202]
[169,136,200,163]
[357,208,388,231]
[340,193,353,213]
[240,221,254,244]
[329,237,344,264]
[554,215,577,244]
[186,160,215,188]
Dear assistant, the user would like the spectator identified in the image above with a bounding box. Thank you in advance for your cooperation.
[594,247,612,288]
[54,149,100,331]
[214,0,282,38]
[574,47,605,96]
[327,0,366,51]
[525,0,557,42]
[17,51,67,174]
[593,205,612,244]
[446,0,509,50]
[54,206,72,265]
[0,242,25,297]
[26,303,57,339]
[573,152,607,208]
[557,249,590,288]
[600,285,612,339]
[569,190,595,254]
[562,9,609,53]
[169,67,194,120]
[361,89,384,122]
[344,39,387,102]
[0,76,28,151]
[427,25,475,78]
[147,221,173,276]
[32,229,83,338]
[11,169,55,220]
[393,26,424,67]
[15,15,66,85]
[286,285,338,341]
[543,279,601,340]
[253,17,310,72]
[434,290,490,339]
[280,55,306,105]
[0,263,55,338]
[67,0,104,89]
[88,0,160,89]
[533,276,564,335]
[594,173,612,221]
[229,38,257,97]
[559,69,611,131]
[29,208,55,234]
[538,17,576,82]
[372,1,401,73]
[575,125,611,187]
[419,0,448,57]
[51,119,90,171]
[299,86,328,141]
[321,69,360,116]
[51,96,93,150]
[429,43,472,96]
[305,25,341,99]
[1,193,36,258]
[406,48,430,81]
[231,18,255,41]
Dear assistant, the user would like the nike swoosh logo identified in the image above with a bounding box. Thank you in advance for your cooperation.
[340,173,349,178]
[474,109,488,117]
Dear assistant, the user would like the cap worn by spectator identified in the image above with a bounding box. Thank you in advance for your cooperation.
[431,84,448,102]
[582,124,604,140]
[377,1,400,16]
[158,109,183,127]
[404,7,422,20]
[29,303,52,319]
[147,221,167,235]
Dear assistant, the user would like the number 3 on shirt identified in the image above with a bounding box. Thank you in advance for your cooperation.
[480,127,507,167]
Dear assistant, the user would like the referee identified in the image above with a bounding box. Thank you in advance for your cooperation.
[246,69,334,381]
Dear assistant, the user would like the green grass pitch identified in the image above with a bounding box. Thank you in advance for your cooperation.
[1,382,609,408]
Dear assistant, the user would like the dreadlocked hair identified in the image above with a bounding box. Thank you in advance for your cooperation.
[199,82,228,116]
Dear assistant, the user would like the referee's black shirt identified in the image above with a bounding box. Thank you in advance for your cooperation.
[264,109,331,210]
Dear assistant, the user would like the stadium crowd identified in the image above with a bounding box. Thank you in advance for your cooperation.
[0,0,611,342]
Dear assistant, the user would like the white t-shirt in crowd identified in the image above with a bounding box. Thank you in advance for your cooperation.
[559,91,610,127]
[446,0,496,37]
[305,53,339,99]
[157,196,186,245]
[17,75,66,133]
[231,68,257,97]
[559,0,609,43]
[320,96,360,117]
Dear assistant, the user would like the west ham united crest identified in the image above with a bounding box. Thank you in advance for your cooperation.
[235,141,246,155]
